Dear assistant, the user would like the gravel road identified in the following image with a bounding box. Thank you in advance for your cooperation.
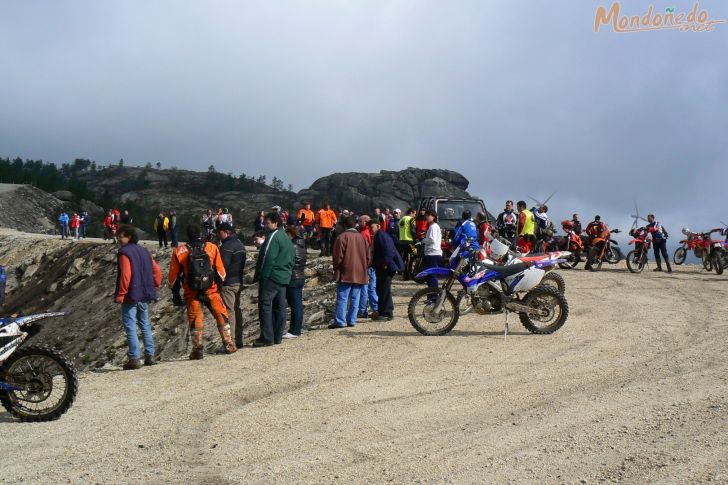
[2,262,727,483]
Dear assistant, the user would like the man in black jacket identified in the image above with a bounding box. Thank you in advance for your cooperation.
[216,223,247,347]
[371,220,404,321]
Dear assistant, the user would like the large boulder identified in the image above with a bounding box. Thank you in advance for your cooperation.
[52,190,74,201]
[298,168,473,212]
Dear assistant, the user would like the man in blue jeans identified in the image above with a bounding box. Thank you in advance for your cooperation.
[331,216,370,328]
[114,226,162,370]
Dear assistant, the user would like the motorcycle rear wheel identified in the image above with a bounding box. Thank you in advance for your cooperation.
[673,247,687,265]
[539,271,565,293]
[712,251,724,275]
[626,249,646,273]
[558,249,581,270]
[518,286,569,334]
[0,345,78,422]
[408,287,459,336]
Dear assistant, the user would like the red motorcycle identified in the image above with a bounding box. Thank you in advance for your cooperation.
[554,220,584,269]
[675,228,724,274]
[626,227,652,273]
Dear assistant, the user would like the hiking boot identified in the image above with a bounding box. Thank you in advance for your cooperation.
[667,265,673,273]
[123,359,143,370]
[143,355,159,366]
[189,347,204,360]
[369,311,379,320]
[653,267,663,272]
[327,323,345,329]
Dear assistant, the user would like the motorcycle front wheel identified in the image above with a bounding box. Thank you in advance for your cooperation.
[605,246,622,264]
[673,246,687,265]
[518,286,569,334]
[703,254,713,272]
[626,249,646,273]
[0,345,78,422]
[408,287,459,336]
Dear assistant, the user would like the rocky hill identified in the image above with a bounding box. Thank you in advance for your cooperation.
[297,168,472,212]
[0,229,335,369]
[0,183,65,233]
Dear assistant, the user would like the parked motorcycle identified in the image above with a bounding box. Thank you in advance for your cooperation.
[586,229,622,271]
[673,228,704,266]
[0,312,78,422]
[626,228,652,273]
[408,239,570,336]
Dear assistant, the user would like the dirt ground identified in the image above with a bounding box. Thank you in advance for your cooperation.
[2,259,727,484]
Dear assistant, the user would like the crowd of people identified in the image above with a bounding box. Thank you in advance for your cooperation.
[98,198,686,369]
[57,210,91,240]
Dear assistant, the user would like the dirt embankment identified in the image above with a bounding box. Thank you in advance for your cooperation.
[0,228,335,369]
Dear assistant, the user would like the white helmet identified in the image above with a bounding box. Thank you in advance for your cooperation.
[490,238,510,260]
[681,228,691,236]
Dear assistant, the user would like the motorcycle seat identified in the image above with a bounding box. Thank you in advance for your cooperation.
[481,262,531,277]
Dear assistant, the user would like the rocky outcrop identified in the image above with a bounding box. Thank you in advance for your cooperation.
[0,184,65,234]
[297,168,472,212]
[0,232,336,369]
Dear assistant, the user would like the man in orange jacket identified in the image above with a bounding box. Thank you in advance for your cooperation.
[316,202,338,257]
[297,201,315,239]
[169,223,236,359]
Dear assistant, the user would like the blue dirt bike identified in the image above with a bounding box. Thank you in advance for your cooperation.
[407,240,570,336]
[0,312,78,421]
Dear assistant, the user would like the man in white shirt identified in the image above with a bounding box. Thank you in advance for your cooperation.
[422,210,443,289]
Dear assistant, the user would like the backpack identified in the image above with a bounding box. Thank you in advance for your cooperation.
[186,242,213,291]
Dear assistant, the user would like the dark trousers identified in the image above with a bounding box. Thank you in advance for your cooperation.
[258,278,287,344]
[398,242,414,277]
[80,224,88,238]
[157,229,168,247]
[375,268,394,317]
[286,279,305,335]
[171,227,178,247]
[423,255,441,288]
[653,239,671,269]
[320,228,333,256]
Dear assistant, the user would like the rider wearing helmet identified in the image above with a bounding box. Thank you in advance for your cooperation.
[452,210,480,250]
[646,214,672,273]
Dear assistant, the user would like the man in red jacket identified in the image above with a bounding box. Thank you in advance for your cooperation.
[114,226,162,369]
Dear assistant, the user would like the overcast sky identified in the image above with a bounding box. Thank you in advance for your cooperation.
[1,0,726,236]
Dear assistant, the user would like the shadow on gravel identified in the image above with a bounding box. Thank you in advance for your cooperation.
[0,413,19,424]
[341,329,531,338]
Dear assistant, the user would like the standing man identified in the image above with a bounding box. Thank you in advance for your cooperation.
[79,211,90,239]
[496,200,518,243]
[70,212,81,240]
[398,208,417,279]
[216,222,247,348]
[330,216,370,329]
[571,213,582,235]
[253,212,295,346]
[154,211,169,248]
[371,220,404,322]
[516,201,535,253]
[357,215,379,320]
[297,202,315,240]
[169,224,236,359]
[114,225,162,370]
[646,214,672,273]
[422,211,443,289]
[59,211,69,239]
[316,202,337,257]
[169,210,179,247]
[387,209,401,242]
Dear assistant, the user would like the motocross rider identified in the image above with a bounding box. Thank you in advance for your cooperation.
[584,215,608,270]
[452,210,480,251]
[496,200,518,243]
[646,214,672,273]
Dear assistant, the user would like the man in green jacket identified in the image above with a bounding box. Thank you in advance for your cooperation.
[253,211,295,346]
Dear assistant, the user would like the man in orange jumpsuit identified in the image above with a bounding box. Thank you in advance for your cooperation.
[316,202,338,257]
[169,223,236,359]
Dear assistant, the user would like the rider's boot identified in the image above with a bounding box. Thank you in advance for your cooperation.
[218,323,237,354]
[189,328,204,360]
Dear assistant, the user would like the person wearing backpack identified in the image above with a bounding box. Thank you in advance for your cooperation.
[169,223,236,359]
[216,222,247,348]
[253,211,295,346]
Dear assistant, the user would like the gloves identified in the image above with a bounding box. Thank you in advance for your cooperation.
[172,291,184,307]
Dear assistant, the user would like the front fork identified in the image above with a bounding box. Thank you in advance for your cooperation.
[432,276,457,313]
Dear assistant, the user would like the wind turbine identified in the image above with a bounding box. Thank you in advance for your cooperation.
[630,200,648,230]
[528,191,556,210]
